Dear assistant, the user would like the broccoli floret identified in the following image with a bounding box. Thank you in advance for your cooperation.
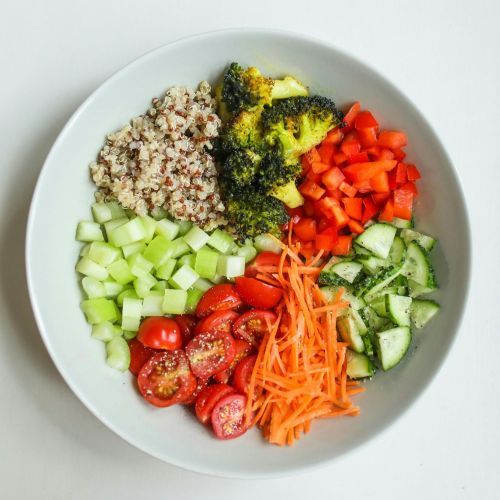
[220,63,308,115]
[219,149,262,194]
[262,95,342,158]
[225,193,289,240]
[219,109,264,153]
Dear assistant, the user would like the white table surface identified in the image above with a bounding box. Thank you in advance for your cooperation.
[1,0,499,498]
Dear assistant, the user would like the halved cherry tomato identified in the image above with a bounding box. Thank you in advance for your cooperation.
[128,339,159,376]
[211,393,248,440]
[213,339,253,384]
[174,314,197,346]
[194,309,239,336]
[195,383,236,424]
[233,310,277,347]
[234,277,283,309]
[182,377,209,406]
[232,355,257,394]
[195,284,242,318]
[186,331,236,378]
[245,252,281,277]
[137,350,196,407]
[137,317,182,351]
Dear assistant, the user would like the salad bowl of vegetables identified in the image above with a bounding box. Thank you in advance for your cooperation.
[26,29,470,478]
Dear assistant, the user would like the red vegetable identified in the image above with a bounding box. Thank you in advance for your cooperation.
[232,355,257,394]
[293,218,316,241]
[213,339,253,384]
[137,317,182,351]
[233,310,277,347]
[211,394,248,440]
[195,284,242,318]
[194,309,239,336]
[378,130,408,149]
[234,277,283,309]
[195,384,236,424]
[128,339,158,376]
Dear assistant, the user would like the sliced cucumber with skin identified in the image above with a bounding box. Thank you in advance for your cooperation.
[391,217,414,229]
[337,314,365,353]
[410,299,440,328]
[360,306,387,331]
[355,255,387,275]
[368,295,389,318]
[362,334,375,358]
[385,294,412,327]
[388,236,406,264]
[320,261,363,286]
[320,286,366,310]
[353,244,372,256]
[355,223,397,259]
[376,326,412,371]
[408,279,437,298]
[346,350,375,379]
[401,229,437,252]
[402,242,436,288]
[361,265,402,302]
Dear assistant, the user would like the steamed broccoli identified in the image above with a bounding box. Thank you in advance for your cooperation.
[219,149,261,194]
[262,95,342,158]
[219,109,264,153]
[220,63,309,115]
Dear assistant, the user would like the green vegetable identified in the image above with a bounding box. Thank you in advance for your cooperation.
[105,336,130,372]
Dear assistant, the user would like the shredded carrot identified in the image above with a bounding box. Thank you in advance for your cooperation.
[246,237,365,445]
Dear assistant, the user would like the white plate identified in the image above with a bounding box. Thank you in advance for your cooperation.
[26,29,470,478]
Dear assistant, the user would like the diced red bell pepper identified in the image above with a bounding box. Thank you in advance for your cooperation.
[315,228,337,251]
[388,169,398,190]
[357,127,378,148]
[342,197,363,220]
[317,142,335,164]
[311,161,331,174]
[406,164,421,181]
[377,148,395,161]
[352,178,373,193]
[293,218,317,241]
[378,131,408,149]
[343,160,397,182]
[355,110,379,130]
[347,151,370,165]
[286,206,304,218]
[299,241,315,260]
[321,167,345,191]
[331,235,353,256]
[339,181,357,198]
[400,181,418,195]
[326,189,343,201]
[370,171,390,193]
[304,147,321,165]
[365,146,381,158]
[299,179,325,200]
[340,132,362,158]
[362,198,378,224]
[371,192,391,207]
[303,199,315,217]
[301,155,311,173]
[392,148,406,161]
[333,152,348,165]
[395,163,408,185]
[322,128,344,145]
[317,218,331,233]
[347,219,365,234]
[379,198,394,222]
[316,197,339,219]
[342,102,361,130]
[393,188,413,220]
[306,171,321,183]
[331,205,350,229]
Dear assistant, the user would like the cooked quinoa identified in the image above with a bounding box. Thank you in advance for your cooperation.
[90,81,226,231]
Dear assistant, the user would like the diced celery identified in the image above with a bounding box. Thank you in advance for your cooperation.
[156,259,177,280]
[121,241,146,259]
[91,321,122,341]
[108,218,147,247]
[178,220,192,236]
[76,256,109,281]
[88,242,121,267]
[121,297,143,331]
[217,255,245,278]
[186,288,205,314]
[237,245,257,263]
[178,253,196,268]
[254,234,281,254]
[155,218,180,241]
[117,288,138,306]
[194,277,213,292]
[128,253,154,278]
[106,201,127,219]
[91,202,112,223]
[106,336,130,371]
[208,229,234,254]
[123,330,137,341]
[194,247,219,279]
[152,280,168,291]
[139,215,157,243]
[76,221,104,242]
[81,298,119,324]
[162,289,187,314]
[81,276,106,298]
[142,295,164,316]
[183,225,210,251]
[210,274,225,284]
[107,259,135,285]
[170,238,190,258]
[103,217,128,237]
[102,279,125,298]
[79,244,91,257]
[151,206,169,221]
[134,273,157,298]
[169,265,199,290]
[142,235,172,268]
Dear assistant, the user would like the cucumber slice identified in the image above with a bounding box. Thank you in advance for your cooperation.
[392,217,414,229]
[385,294,412,327]
[360,306,387,331]
[353,244,372,256]
[410,299,440,328]
[356,255,387,275]
[162,289,188,314]
[76,221,104,242]
[337,313,365,353]
[401,229,437,252]
[368,295,388,318]
[207,229,234,254]
[183,225,210,252]
[320,286,366,310]
[362,334,375,358]
[326,261,363,285]
[355,223,397,259]
[155,218,180,241]
[346,350,375,378]
[402,242,436,288]
[375,326,412,371]
[105,336,130,372]
[388,236,406,264]
[408,279,437,298]
[361,265,402,302]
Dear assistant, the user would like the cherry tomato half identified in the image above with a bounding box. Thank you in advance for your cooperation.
[128,339,159,376]
[194,309,240,336]
[232,355,257,394]
[186,330,236,378]
[174,314,197,346]
[234,277,283,309]
[137,350,196,408]
[232,310,277,347]
[213,339,253,384]
[182,377,209,406]
[245,252,282,277]
[211,394,248,440]
[195,383,236,424]
[137,317,182,350]
[195,284,243,318]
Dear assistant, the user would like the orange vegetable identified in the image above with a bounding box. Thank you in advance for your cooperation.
[343,160,397,182]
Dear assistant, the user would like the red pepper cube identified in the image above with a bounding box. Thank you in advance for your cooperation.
[311,161,331,174]
[342,197,363,220]
[378,131,408,149]
[299,179,325,200]
[396,163,408,185]
[304,147,321,165]
[406,164,421,181]
[322,128,344,145]
[317,142,335,165]
[393,188,413,220]
[331,235,353,256]
[370,171,390,193]
[321,167,345,191]
[362,198,379,224]
[339,181,358,198]
[378,197,394,222]
[340,132,362,158]
[347,219,365,234]
[293,218,317,241]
